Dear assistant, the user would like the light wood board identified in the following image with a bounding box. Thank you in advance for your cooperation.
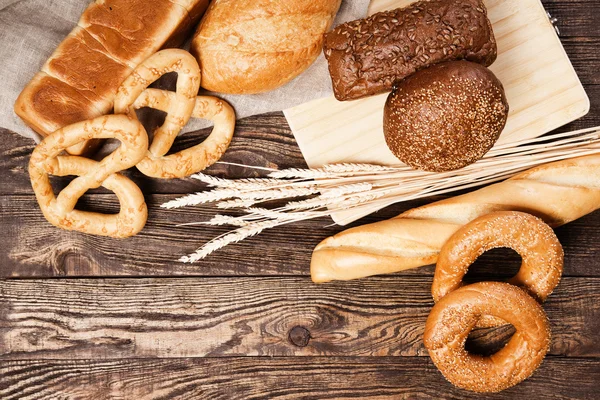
[284,0,590,225]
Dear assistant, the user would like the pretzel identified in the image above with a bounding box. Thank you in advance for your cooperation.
[29,115,149,238]
[424,282,551,393]
[432,211,564,326]
[114,49,235,179]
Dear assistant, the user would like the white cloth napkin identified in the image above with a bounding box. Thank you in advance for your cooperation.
[0,0,370,140]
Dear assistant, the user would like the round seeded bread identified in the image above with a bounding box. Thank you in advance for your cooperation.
[383,61,509,172]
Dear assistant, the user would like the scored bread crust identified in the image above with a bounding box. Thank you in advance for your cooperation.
[14,0,210,155]
[311,154,600,283]
[191,0,342,94]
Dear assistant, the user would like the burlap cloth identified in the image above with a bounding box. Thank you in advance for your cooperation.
[0,0,369,141]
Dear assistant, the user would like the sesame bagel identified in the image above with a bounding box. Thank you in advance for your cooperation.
[383,61,509,172]
[432,211,564,327]
[424,282,551,393]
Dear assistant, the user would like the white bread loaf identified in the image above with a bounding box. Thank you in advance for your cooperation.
[311,154,600,283]
[191,0,342,94]
[14,0,210,155]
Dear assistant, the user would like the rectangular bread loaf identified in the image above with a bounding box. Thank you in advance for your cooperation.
[14,0,209,155]
[323,0,497,101]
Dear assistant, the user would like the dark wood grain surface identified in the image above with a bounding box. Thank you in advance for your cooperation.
[1,0,600,398]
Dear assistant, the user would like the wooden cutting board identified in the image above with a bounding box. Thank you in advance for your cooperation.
[284,0,589,224]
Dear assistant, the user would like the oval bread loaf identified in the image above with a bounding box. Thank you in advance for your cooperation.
[191,0,342,94]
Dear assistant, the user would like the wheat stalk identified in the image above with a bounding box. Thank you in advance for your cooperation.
[162,126,600,262]
[203,215,250,227]
[247,207,319,220]
[217,199,258,209]
[319,183,373,199]
[192,172,287,190]
[180,220,281,263]
[161,189,241,209]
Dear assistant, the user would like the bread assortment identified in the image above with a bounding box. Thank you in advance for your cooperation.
[323,0,497,101]
[321,0,505,170]
[425,211,563,392]
[384,61,508,171]
[11,0,597,395]
[192,0,342,94]
[26,47,236,236]
[311,154,600,283]
[14,0,210,155]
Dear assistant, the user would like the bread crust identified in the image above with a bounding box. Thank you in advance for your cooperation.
[384,61,508,171]
[433,211,563,327]
[323,0,497,101]
[424,282,551,393]
[192,0,341,94]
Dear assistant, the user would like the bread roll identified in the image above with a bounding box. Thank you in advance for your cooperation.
[384,61,508,171]
[191,0,342,94]
[311,154,600,283]
[14,0,210,155]
[323,0,497,101]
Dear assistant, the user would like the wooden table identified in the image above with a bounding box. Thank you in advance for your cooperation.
[1,1,599,398]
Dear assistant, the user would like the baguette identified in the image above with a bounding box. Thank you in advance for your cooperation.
[311,154,600,283]
[14,0,210,155]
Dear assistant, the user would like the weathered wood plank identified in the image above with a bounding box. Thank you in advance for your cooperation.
[563,37,600,85]
[1,357,598,400]
[2,194,600,278]
[1,277,597,359]
[543,0,600,38]
[0,194,334,277]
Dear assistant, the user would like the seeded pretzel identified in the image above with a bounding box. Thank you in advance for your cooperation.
[114,49,235,179]
[29,115,149,238]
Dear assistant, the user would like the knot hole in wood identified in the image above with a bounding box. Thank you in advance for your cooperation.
[288,326,311,347]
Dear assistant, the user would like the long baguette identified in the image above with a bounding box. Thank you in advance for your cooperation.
[311,154,600,283]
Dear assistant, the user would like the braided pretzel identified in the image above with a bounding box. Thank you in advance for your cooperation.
[29,115,148,238]
[114,49,235,179]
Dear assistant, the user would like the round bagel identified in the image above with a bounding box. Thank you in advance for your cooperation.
[424,281,551,393]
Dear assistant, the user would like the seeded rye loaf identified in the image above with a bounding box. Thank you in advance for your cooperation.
[323,0,497,101]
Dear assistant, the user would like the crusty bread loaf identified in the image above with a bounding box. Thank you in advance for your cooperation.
[323,0,497,101]
[311,154,600,283]
[14,0,210,155]
[191,0,342,94]
[384,61,508,171]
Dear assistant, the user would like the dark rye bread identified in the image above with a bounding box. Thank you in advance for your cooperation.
[383,61,508,172]
[323,0,497,101]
